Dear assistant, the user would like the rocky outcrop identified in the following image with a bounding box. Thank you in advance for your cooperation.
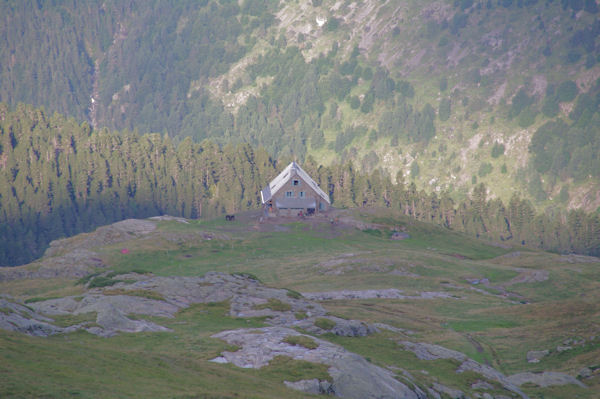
[400,341,529,399]
[212,326,422,399]
[30,293,176,337]
[45,219,157,257]
[302,289,455,301]
[0,218,221,282]
[0,298,65,336]
[296,316,378,337]
[526,349,549,363]
[15,272,379,338]
[0,248,105,282]
[0,218,156,282]
[92,304,170,336]
[148,215,189,223]
[507,371,586,388]
[284,379,333,395]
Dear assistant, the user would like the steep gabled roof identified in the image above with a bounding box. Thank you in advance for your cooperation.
[260,162,330,205]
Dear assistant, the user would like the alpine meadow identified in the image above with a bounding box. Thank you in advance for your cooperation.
[0,1,599,398]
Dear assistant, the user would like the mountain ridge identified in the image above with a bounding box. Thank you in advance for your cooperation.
[0,0,599,211]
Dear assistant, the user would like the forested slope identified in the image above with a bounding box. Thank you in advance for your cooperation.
[1,103,598,266]
[1,0,599,213]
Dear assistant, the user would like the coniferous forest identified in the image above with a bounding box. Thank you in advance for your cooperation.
[1,0,599,218]
[1,103,598,266]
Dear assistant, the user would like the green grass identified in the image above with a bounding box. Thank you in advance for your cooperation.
[24,296,63,304]
[282,335,319,350]
[447,319,519,332]
[50,312,98,328]
[0,300,322,399]
[294,312,308,320]
[285,289,303,299]
[3,208,600,398]
[87,276,123,288]
[253,298,291,312]
[314,318,336,330]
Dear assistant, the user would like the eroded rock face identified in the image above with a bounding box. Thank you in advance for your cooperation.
[93,304,170,336]
[400,341,528,399]
[0,219,156,281]
[507,371,586,388]
[302,288,455,301]
[212,326,421,399]
[0,248,105,282]
[284,379,333,395]
[14,272,380,338]
[0,298,65,337]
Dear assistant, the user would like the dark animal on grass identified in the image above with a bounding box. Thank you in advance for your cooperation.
[225,215,235,221]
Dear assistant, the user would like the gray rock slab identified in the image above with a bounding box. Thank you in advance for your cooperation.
[507,371,586,388]
[296,316,378,337]
[400,341,467,361]
[284,379,332,395]
[302,289,455,301]
[95,304,170,336]
[400,341,529,399]
[0,298,62,336]
[526,349,549,363]
[212,327,420,399]
[431,382,463,398]
[30,294,178,318]
[149,215,189,223]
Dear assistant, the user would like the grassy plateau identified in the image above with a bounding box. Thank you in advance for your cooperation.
[1,208,599,398]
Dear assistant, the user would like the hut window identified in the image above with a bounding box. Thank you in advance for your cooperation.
[286,191,294,197]
[293,179,300,186]
[299,191,305,198]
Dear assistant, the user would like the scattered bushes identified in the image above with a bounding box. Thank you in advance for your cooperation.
[254,298,292,312]
[315,318,336,330]
[286,289,303,299]
[478,163,493,177]
[102,289,165,301]
[439,98,451,121]
[557,80,578,102]
[491,142,505,158]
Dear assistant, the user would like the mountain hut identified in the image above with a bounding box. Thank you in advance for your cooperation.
[260,162,330,216]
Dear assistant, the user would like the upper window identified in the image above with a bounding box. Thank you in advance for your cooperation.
[286,191,294,198]
[299,191,305,198]
[292,179,300,186]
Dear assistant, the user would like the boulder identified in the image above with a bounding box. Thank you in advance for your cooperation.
[400,341,528,399]
[212,327,421,399]
[578,367,592,379]
[526,349,549,363]
[507,371,586,388]
[94,304,170,336]
[431,382,464,398]
[0,298,63,337]
[284,379,332,395]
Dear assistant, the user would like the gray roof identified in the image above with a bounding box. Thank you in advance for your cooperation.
[260,162,330,205]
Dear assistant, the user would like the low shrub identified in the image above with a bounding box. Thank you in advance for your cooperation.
[254,298,292,312]
[283,335,319,350]
[315,318,336,330]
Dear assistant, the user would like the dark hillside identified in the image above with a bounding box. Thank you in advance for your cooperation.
[1,0,599,212]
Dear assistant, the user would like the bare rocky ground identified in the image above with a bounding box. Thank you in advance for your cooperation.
[1,267,587,398]
[0,217,221,282]
[212,326,424,399]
